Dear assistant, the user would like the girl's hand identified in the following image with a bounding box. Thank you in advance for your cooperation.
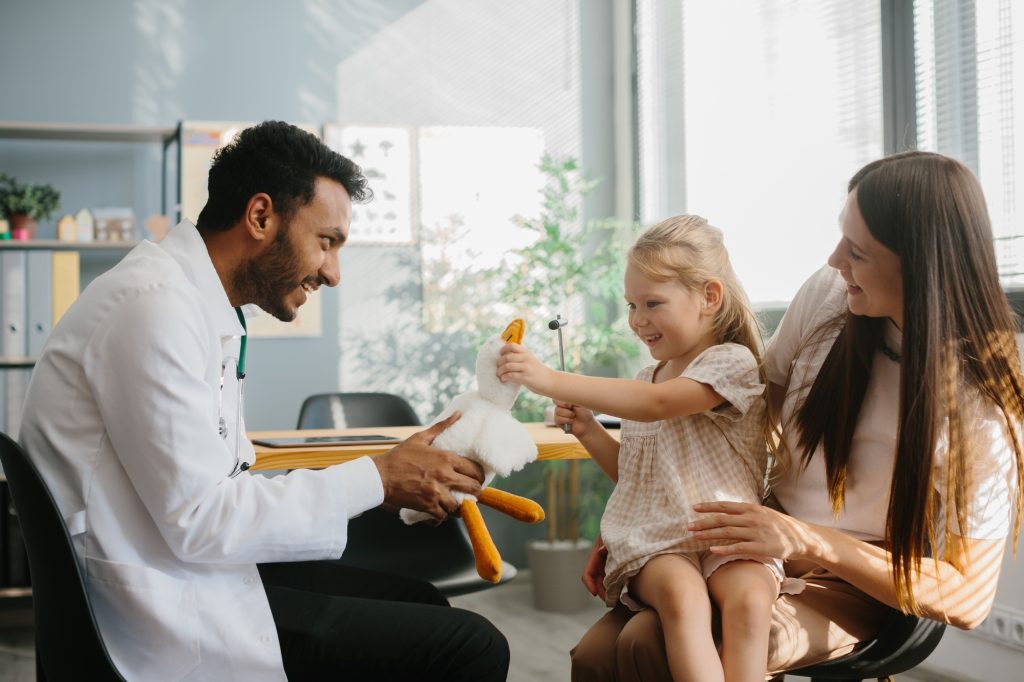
[689,501,818,562]
[553,400,596,438]
[581,535,608,600]
[497,343,556,395]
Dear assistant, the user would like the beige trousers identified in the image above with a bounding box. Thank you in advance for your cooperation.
[569,560,891,681]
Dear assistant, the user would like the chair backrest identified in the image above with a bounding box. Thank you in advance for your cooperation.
[0,434,125,681]
[297,392,422,429]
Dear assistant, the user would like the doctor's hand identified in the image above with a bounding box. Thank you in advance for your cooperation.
[373,412,484,523]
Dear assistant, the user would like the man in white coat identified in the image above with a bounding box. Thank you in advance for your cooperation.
[19,121,509,680]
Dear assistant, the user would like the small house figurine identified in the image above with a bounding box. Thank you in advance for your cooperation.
[57,214,77,242]
[75,208,94,242]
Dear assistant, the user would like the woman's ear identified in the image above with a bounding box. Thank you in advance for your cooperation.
[703,280,724,315]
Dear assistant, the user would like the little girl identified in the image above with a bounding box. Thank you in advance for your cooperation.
[498,215,800,682]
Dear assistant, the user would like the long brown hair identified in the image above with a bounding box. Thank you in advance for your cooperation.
[795,151,1024,614]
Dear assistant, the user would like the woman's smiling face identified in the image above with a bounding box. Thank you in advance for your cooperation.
[828,189,904,328]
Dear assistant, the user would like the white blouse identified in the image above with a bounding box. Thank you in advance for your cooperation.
[765,266,1016,541]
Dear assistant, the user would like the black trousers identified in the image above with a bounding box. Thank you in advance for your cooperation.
[258,561,509,681]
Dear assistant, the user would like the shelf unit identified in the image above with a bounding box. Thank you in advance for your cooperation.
[0,242,137,371]
[0,123,178,598]
[0,121,181,216]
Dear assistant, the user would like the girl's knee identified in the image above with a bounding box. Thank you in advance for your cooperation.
[635,555,708,613]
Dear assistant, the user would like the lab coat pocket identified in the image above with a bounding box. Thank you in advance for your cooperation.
[86,556,201,680]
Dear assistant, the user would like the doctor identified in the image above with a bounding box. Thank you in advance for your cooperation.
[19,121,509,681]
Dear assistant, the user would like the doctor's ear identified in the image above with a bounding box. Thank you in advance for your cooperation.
[243,193,274,241]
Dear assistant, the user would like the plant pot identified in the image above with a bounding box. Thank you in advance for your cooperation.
[527,539,595,612]
[8,213,36,241]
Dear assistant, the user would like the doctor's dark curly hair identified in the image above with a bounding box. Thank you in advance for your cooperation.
[196,120,370,233]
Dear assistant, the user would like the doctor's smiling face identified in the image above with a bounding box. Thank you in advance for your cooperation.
[236,176,352,322]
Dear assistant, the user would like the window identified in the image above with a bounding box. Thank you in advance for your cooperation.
[915,0,1024,286]
[329,0,587,414]
[636,0,885,305]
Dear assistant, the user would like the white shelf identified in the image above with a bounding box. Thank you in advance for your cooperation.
[0,356,36,369]
[0,240,138,252]
[0,121,178,145]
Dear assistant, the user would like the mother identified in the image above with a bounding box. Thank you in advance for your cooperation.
[570,151,1024,680]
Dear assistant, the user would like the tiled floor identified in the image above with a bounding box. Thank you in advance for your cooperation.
[0,573,606,682]
[0,626,33,682]
[0,574,941,681]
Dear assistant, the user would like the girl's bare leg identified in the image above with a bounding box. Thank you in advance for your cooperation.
[707,561,778,682]
[631,554,722,682]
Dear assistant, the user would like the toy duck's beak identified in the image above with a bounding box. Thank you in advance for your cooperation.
[501,319,525,344]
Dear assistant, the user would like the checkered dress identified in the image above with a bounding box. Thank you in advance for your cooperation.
[602,343,768,606]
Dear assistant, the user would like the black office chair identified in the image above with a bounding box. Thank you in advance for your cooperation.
[296,392,518,597]
[785,608,946,681]
[0,433,125,681]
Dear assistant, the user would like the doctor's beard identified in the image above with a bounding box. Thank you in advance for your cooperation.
[232,220,305,322]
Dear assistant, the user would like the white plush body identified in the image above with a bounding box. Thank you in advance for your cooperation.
[401,333,538,524]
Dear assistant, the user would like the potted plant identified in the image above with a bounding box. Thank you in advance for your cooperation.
[338,154,637,610]
[0,173,61,240]
[498,155,639,611]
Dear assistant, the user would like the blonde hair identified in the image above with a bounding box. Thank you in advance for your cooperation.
[628,215,763,363]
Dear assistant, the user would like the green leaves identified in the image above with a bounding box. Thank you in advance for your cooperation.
[0,173,61,221]
[496,154,641,542]
[500,154,640,387]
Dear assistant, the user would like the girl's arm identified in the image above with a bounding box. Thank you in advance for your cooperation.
[689,501,1004,629]
[497,343,725,422]
[553,401,620,480]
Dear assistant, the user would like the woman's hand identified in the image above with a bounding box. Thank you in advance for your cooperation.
[581,535,608,600]
[689,501,820,562]
[553,400,597,438]
[497,343,557,395]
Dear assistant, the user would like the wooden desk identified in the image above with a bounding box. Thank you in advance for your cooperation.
[249,421,607,471]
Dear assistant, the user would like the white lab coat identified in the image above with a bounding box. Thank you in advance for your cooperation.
[19,221,384,680]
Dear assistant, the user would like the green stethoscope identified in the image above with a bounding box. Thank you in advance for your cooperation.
[219,307,249,478]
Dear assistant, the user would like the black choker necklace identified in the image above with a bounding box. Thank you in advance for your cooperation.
[879,340,901,363]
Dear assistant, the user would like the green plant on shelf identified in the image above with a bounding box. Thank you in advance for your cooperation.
[0,173,60,221]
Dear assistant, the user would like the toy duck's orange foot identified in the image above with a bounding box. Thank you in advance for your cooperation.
[459,489,545,583]
[478,487,545,523]
[460,498,503,582]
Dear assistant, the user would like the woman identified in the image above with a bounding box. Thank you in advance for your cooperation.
[570,151,1024,680]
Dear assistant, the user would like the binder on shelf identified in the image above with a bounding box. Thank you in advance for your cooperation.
[26,251,52,357]
[0,252,27,440]
[0,251,26,357]
[51,251,80,326]
[0,249,78,442]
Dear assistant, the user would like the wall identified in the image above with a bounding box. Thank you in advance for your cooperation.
[1,0,616,431]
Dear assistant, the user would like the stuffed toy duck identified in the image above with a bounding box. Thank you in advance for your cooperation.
[400,319,545,582]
